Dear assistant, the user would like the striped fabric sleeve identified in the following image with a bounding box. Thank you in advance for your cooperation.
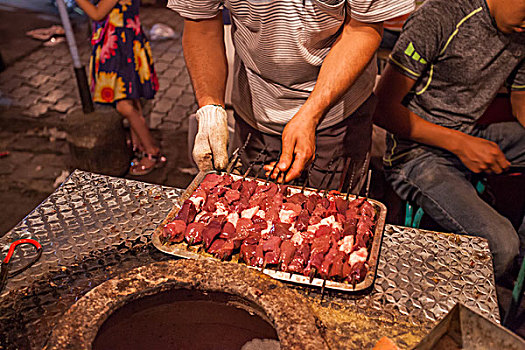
[349,0,415,23]
[167,0,222,20]
[507,59,525,91]
[388,3,447,80]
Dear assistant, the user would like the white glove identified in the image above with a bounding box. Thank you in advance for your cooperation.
[193,104,229,171]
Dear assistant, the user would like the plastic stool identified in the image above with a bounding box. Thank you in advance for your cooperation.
[404,202,424,228]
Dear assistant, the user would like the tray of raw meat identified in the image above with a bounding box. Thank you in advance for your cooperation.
[152,171,387,292]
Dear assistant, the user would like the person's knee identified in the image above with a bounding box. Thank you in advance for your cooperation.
[115,102,126,115]
[116,100,133,116]
[491,222,519,278]
[498,230,519,260]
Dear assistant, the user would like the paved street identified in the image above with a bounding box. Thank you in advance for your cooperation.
[0,1,196,235]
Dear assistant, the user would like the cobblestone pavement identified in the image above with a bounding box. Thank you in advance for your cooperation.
[0,3,196,235]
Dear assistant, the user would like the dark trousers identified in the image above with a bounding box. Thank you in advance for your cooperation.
[231,94,376,194]
[385,121,525,278]
[0,52,5,73]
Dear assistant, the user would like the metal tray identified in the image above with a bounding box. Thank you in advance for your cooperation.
[152,171,387,293]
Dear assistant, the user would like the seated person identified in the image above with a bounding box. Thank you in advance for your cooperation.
[380,0,426,50]
[373,0,525,280]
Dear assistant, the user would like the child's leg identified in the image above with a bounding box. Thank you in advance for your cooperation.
[116,99,158,156]
[116,99,166,175]
[130,129,143,152]
[129,100,148,152]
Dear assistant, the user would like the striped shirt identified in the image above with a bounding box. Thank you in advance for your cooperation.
[384,0,424,31]
[168,0,414,135]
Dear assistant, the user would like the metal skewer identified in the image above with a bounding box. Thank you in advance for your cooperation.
[345,160,356,201]
[310,157,341,290]
[300,176,309,194]
[265,151,282,184]
[315,156,337,194]
[320,279,327,302]
[364,169,372,200]
[309,269,317,284]
[300,156,317,194]
[252,152,269,179]
[323,157,344,198]
[338,157,351,192]
[354,151,370,197]
[227,147,240,170]
[242,145,268,180]
[226,133,252,174]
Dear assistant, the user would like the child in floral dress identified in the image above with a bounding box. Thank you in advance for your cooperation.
[75,0,165,175]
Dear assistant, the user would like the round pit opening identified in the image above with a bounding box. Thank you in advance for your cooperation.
[92,288,279,350]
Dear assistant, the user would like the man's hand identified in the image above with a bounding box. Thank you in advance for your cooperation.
[263,17,381,183]
[264,114,317,183]
[452,134,510,174]
[193,105,229,171]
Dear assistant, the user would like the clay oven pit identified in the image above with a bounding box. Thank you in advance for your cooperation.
[45,259,328,350]
[92,289,278,349]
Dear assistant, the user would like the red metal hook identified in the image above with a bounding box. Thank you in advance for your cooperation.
[3,239,42,264]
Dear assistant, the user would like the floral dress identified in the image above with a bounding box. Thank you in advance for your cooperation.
[89,0,158,104]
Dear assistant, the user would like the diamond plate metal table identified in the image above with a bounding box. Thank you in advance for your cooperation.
[0,170,499,349]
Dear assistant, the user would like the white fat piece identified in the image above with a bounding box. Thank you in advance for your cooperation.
[188,195,205,210]
[291,231,304,246]
[307,215,341,235]
[279,209,298,224]
[261,222,273,238]
[241,206,259,219]
[195,211,208,223]
[214,202,229,217]
[227,212,239,227]
[338,236,354,254]
[348,247,368,267]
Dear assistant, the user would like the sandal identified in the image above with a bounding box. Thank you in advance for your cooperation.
[126,137,144,167]
[26,25,65,41]
[129,152,167,176]
[130,146,143,168]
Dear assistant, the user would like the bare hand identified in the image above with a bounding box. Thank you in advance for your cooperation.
[265,115,317,183]
[454,135,510,174]
[263,161,285,182]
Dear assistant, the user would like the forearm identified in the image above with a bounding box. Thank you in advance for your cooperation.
[511,90,525,128]
[300,17,382,125]
[182,15,228,107]
[376,98,510,173]
[380,106,469,154]
[374,63,468,154]
[75,0,116,21]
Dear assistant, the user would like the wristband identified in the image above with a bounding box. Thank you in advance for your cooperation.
[209,104,226,110]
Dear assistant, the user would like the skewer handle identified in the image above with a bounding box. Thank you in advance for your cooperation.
[364,169,372,199]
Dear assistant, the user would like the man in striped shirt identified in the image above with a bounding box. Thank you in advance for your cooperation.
[168,0,414,192]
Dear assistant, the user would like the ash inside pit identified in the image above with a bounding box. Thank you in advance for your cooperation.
[93,288,280,350]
